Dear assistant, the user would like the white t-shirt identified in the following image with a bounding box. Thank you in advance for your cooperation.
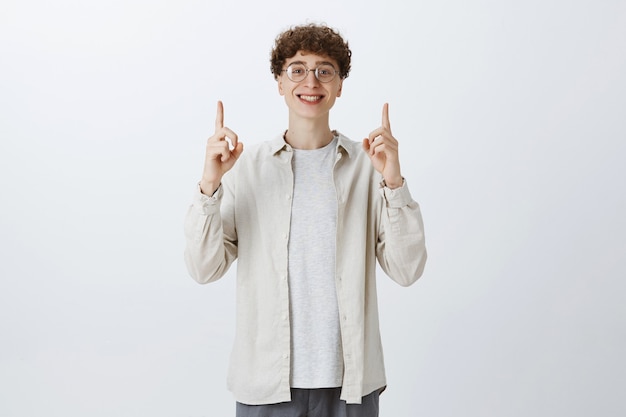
[288,136,343,388]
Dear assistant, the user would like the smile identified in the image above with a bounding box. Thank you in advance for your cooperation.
[298,95,323,102]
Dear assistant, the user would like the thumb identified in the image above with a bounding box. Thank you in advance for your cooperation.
[232,142,244,160]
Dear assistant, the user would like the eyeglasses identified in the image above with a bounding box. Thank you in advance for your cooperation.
[282,62,339,83]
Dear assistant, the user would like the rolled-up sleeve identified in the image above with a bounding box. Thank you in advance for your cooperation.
[376,180,427,287]
[184,183,238,284]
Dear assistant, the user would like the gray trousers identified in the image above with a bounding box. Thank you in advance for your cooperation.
[236,388,380,417]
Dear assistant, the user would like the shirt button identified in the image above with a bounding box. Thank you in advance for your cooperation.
[283,233,288,240]
[283,353,289,359]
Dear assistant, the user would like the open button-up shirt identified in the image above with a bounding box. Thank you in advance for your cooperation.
[184,132,427,405]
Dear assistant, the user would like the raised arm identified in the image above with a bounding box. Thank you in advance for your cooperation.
[364,103,427,286]
[184,101,243,284]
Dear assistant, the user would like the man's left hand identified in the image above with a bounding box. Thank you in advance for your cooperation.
[362,103,404,189]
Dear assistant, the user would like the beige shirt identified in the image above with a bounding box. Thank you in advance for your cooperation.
[183,133,427,405]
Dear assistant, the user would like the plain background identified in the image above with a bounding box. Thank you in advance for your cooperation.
[1,0,625,416]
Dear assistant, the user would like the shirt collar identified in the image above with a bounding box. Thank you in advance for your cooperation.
[270,131,354,158]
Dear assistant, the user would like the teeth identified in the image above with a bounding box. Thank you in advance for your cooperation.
[300,95,321,102]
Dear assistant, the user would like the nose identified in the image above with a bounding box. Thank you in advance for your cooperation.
[303,69,320,86]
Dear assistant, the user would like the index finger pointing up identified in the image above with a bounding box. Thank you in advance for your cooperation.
[382,102,391,131]
[215,100,224,131]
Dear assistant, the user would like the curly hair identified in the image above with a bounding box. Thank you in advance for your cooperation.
[270,23,352,80]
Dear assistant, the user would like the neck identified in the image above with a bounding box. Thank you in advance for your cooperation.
[284,115,334,150]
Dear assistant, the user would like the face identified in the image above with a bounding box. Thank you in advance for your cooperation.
[278,51,343,121]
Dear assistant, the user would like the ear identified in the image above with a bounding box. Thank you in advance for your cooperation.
[336,80,343,98]
[278,78,285,96]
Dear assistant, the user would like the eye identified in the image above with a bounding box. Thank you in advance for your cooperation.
[290,65,306,74]
[317,65,336,79]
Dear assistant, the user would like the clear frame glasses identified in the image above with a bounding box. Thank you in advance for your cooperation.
[282,62,339,83]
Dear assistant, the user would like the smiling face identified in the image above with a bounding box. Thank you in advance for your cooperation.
[278,51,343,122]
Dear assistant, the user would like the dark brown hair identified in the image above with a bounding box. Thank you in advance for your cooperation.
[270,23,352,80]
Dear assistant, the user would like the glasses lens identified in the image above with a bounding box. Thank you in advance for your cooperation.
[316,65,337,82]
[287,64,307,82]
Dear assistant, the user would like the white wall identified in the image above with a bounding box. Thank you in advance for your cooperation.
[1,0,624,416]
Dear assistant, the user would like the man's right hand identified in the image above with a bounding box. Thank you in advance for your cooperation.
[200,100,244,195]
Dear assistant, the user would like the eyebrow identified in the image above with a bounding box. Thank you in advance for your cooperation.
[288,60,336,67]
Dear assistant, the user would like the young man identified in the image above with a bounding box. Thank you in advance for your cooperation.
[184,23,427,416]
